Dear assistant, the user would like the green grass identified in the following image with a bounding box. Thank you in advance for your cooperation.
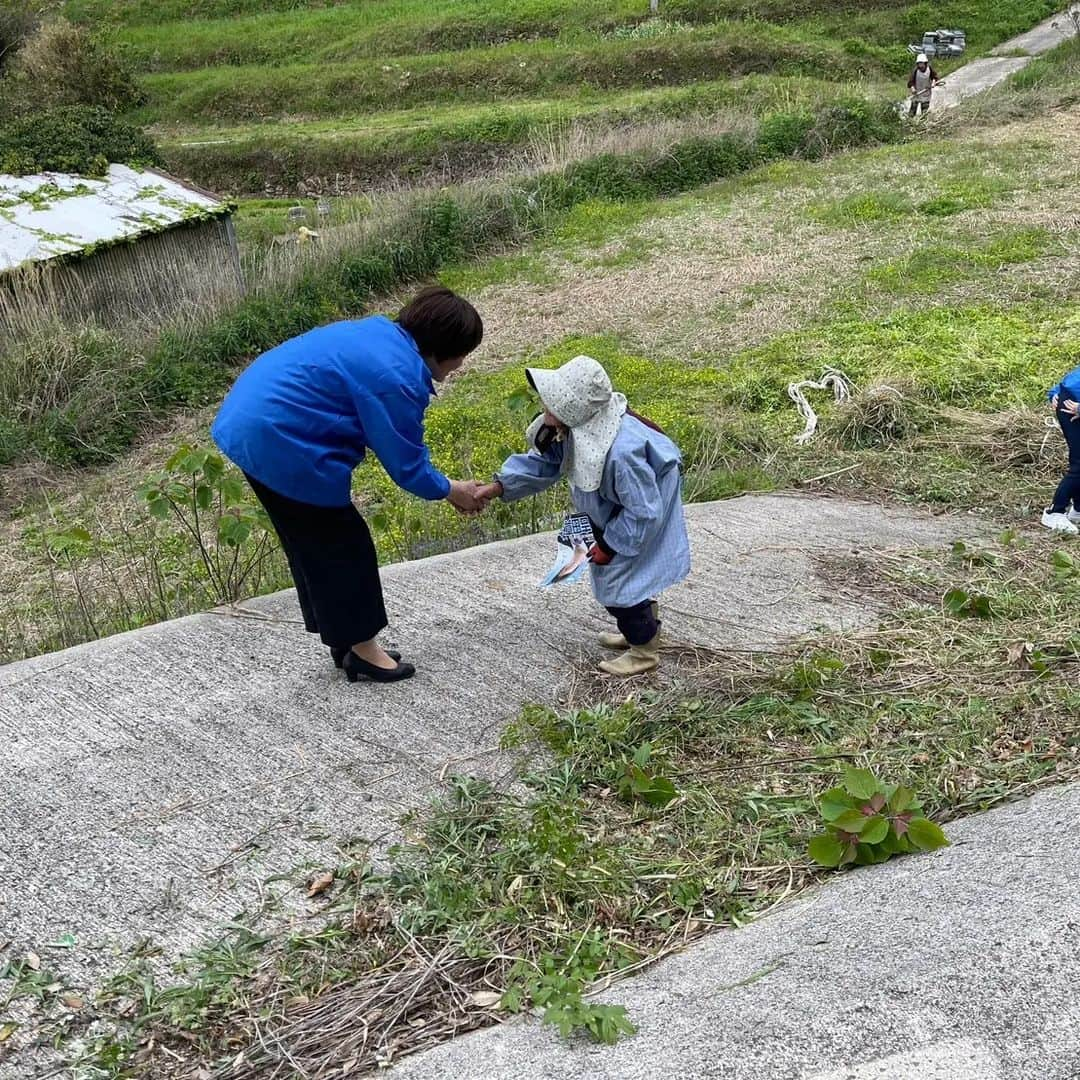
[160,73,887,195]
[0,99,896,470]
[91,1,741,70]
[865,227,1060,294]
[79,0,1060,73]
[133,28,895,127]
[722,302,1078,412]
[88,0,1057,194]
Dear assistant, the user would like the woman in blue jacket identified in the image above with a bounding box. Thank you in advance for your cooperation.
[212,287,486,683]
[1044,365,1080,535]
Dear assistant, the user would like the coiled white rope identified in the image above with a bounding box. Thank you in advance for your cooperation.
[788,368,853,444]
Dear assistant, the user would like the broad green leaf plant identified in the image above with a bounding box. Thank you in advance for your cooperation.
[138,445,275,605]
[809,766,948,869]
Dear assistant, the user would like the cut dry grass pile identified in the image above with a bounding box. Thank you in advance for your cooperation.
[935,406,1061,474]
[45,531,1080,1077]
[833,377,936,449]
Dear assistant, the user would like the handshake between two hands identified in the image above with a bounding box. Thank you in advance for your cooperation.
[446,478,503,516]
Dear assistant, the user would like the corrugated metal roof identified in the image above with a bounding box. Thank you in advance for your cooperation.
[0,164,228,275]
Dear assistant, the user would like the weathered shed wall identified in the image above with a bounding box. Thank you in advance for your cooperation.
[0,215,243,334]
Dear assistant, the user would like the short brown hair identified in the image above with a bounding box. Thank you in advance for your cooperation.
[396,286,483,362]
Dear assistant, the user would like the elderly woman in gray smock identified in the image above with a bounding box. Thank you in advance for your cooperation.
[480,354,691,676]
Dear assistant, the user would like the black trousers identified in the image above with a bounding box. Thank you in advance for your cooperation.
[605,599,659,646]
[246,474,388,649]
[1050,401,1080,513]
[909,98,930,117]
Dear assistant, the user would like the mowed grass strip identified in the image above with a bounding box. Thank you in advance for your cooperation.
[133,29,896,125]
[99,0,960,72]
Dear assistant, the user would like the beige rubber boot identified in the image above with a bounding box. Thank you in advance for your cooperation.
[598,632,660,676]
[598,602,659,650]
[598,629,630,649]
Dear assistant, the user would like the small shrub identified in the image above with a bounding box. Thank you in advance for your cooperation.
[2,17,142,118]
[137,445,276,605]
[0,104,160,176]
[796,99,900,160]
[757,109,814,159]
[809,766,948,868]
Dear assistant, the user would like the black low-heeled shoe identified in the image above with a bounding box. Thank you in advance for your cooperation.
[331,646,400,668]
[343,650,416,684]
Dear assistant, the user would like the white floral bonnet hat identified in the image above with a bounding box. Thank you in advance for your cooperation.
[525,355,627,492]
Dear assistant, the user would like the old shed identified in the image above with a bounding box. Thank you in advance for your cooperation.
[0,164,242,329]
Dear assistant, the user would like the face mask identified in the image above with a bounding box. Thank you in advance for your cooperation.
[534,422,561,454]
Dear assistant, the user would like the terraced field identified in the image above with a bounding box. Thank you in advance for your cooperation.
[65,0,1059,194]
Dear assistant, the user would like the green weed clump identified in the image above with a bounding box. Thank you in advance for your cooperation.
[808,765,947,867]
[0,104,159,176]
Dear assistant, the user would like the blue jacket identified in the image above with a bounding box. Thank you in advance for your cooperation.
[1048,366,1080,403]
[496,414,691,608]
[212,316,450,507]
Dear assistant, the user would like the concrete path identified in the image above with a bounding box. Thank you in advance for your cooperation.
[932,12,1076,111]
[0,495,959,1075]
[392,781,1080,1080]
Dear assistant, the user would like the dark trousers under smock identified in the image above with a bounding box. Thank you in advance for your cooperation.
[1050,396,1080,513]
[246,475,387,649]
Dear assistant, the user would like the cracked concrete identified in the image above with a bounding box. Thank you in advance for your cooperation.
[0,494,961,1076]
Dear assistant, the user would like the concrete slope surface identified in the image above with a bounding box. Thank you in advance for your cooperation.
[0,495,961,1075]
[933,12,1076,111]
[392,781,1080,1080]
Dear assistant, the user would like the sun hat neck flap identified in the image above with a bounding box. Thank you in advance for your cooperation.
[526,355,627,492]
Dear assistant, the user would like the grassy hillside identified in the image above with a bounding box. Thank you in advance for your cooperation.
[3,42,1079,663]
[61,0,1059,193]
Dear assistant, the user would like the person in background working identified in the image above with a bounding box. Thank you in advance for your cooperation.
[212,286,488,684]
[477,355,690,677]
[907,53,940,117]
[1042,363,1080,535]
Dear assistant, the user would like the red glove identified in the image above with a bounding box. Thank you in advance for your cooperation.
[587,540,615,566]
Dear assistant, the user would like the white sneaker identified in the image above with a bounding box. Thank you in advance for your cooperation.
[1042,509,1079,534]
[1070,509,1080,525]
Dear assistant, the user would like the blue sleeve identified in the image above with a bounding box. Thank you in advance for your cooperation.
[602,451,665,558]
[497,445,563,502]
[1052,366,1080,402]
[1048,383,1061,402]
[354,385,451,501]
